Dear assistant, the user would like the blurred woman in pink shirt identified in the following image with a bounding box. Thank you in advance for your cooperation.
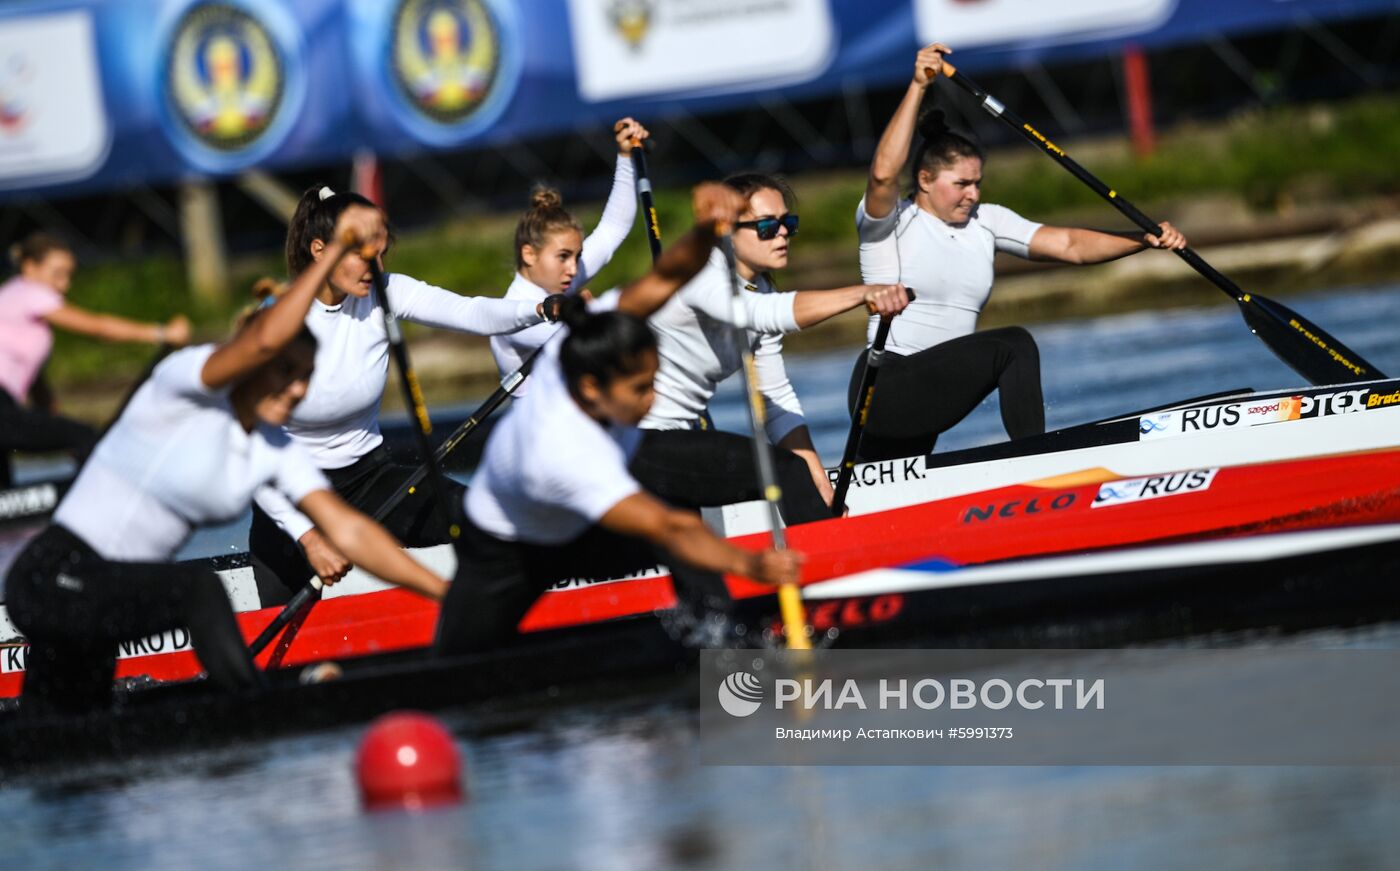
[0,232,190,485]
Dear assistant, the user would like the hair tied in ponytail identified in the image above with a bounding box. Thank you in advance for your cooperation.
[514,184,582,270]
[555,294,592,331]
[911,105,984,192]
[916,108,950,140]
[286,184,381,275]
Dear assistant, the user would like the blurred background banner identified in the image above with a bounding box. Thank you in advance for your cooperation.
[2,0,1396,200]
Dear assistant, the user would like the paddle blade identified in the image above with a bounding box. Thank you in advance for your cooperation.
[1237,293,1385,385]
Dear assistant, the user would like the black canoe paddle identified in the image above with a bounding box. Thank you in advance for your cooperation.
[630,137,664,261]
[938,62,1384,386]
[256,137,672,658]
[248,575,322,657]
[831,288,916,516]
[368,131,667,526]
[368,342,544,526]
[365,257,461,535]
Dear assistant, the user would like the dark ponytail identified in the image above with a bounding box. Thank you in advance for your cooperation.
[558,296,657,399]
[912,109,985,192]
[285,186,390,275]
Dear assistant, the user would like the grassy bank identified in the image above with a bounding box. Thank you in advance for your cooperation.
[43,93,1400,400]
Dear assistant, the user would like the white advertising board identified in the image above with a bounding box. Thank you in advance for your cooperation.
[915,0,1177,49]
[568,0,835,102]
[0,10,109,187]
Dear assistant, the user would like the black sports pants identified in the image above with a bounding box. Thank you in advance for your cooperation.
[248,445,465,604]
[0,389,97,487]
[5,525,258,715]
[435,512,730,656]
[629,429,830,525]
[848,326,1045,461]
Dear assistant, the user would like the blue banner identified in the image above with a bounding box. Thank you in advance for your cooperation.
[0,0,1392,199]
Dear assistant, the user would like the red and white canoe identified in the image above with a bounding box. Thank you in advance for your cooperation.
[3,442,1399,698]
[722,377,1400,534]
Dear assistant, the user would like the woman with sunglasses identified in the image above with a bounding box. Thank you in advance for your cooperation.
[630,172,909,521]
[437,184,805,654]
[850,42,1187,461]
[249,186,562,603]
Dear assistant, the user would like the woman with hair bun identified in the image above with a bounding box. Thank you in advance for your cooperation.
[437,183,802,654]
[249,185,562,602]
[852,42,1189,461]
[490,117,649,390]
[0,232,191,483]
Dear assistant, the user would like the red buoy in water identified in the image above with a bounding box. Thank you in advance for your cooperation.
[356,711,464,810]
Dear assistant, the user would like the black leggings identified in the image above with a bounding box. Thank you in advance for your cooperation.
[629,429,830,525]
[0,390,97,487]
[435,513,731,656]
[5,525,257,714]
[248,445,465,604]
[848,326,1046,462]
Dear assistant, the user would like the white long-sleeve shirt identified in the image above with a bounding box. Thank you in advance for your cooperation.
[490,155,638,390]
[254,272,541,540]
[641,249,806,445]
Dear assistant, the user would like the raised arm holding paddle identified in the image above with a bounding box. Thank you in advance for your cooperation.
[847,43,1192,464]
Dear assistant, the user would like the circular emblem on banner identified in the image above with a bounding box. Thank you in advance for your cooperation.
[165,3,285,152]
[390,0,502,126]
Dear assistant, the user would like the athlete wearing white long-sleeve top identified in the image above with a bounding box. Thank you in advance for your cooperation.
[437,184,803,654]
[490,118,647,386]
[642,248,805,444]
[249,185,559,603]
[624,173,909,522]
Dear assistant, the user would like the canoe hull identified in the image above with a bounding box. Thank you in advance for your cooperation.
[3,444,1399,698]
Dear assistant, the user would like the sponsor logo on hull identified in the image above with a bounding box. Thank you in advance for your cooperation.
[767,595,906,638]
[0,483,57,521]
[1092,468,1218,508]
[547,564,666,592]
[962,493,1076,524]
[1140,384,1400,441]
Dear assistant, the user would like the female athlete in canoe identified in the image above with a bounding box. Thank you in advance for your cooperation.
[0,232,191,484]
[490,117,648,390]
[437,184,802,654]
[624,172,909,518]
[248,185,568,601]
[852,43,1188,461]
[5,207,449,715]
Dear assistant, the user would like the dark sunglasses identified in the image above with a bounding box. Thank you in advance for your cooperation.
[735,214,799,241]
